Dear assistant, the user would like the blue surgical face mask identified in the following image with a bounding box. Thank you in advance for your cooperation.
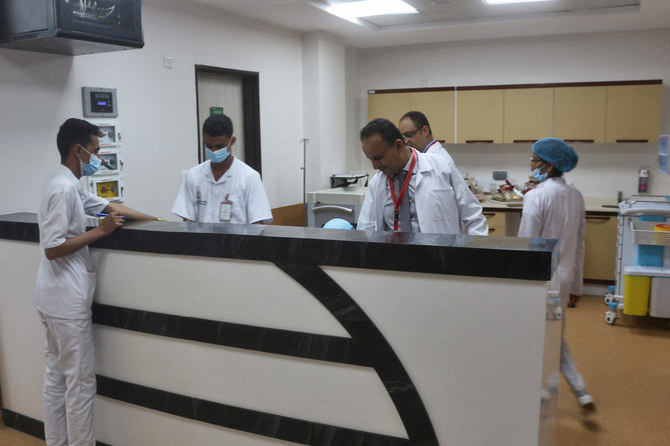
[204,138,233,164]
[79,146,102,176]
[531,165,548,182]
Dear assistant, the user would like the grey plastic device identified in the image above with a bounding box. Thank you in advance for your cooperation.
[493,171,507,180]
[82,87,118,118]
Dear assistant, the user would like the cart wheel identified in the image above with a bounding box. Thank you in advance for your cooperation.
[605,311,617,325]
[604,294,613,305]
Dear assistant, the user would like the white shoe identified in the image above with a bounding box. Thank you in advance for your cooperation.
[576,392,596,412]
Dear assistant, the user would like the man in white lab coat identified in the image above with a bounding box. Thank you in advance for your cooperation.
[356,118,488,235]
[398,110,454,163]
[518,137,595,412]
[35,118,159,445]
[172,114,272,224]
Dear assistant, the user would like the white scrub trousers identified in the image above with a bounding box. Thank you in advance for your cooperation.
[40,312,96,446]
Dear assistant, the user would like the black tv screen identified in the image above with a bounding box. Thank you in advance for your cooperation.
[57,0,143,44]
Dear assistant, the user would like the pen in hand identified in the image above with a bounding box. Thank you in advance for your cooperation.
[95,213,126,220]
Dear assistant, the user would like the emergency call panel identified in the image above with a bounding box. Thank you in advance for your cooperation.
[82,87,118,117]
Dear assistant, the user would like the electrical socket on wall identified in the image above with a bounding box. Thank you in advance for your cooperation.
[493,171,507,180]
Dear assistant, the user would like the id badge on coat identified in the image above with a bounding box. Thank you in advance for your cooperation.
[219,194,233,221]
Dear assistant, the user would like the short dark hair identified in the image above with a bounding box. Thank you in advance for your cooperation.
[203,114,234,137]
[360,118,404,146]
[56,118,100,162]
[400,111,431,134]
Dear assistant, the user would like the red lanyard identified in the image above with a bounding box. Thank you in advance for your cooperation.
[421,139,438,153]
[388,150,417,232]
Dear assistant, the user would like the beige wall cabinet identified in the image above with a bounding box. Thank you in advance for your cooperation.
[367,92,410,123]
[457,89,504,143]
[368,90,456,142]
[553,86,607,143]
[503,88,554,143]
[584,213,618,282]
[409,90,456,143]
[368,81,662,146]
[605,84,663,143]
[483,211,506,236]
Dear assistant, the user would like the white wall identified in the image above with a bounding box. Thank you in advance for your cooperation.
[355,29,670,199]
[0,0,306,217]
[3,8,670,218]
[302,32,348,196]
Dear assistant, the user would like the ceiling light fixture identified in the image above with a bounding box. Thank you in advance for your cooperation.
[482,0,553,5]
[328,0,418,18]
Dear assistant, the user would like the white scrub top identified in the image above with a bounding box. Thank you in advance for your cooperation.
[34,165,109,319]
[518,176,585,296]
[172,158,273,224]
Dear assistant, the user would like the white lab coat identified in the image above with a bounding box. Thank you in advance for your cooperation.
[423,140,455,166]
[357,151,488,235]
[518,176,585,296]
[172,158,273,224]
[518,176,587,394]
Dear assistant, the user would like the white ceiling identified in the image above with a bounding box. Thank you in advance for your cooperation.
[190,0,670,48]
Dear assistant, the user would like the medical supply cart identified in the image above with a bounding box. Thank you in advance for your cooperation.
[605,196,670,325]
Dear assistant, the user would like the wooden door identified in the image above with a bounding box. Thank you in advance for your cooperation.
[456,89,504,143]
[409,90,456,144]
[605,84,663,143]
[584,214,618,282]
[367,92,410,123]
[503,88,553,143]
[553,86,607,143]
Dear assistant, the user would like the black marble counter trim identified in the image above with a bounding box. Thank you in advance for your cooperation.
[1,409,44,440]
[96,375,412,446]
[92,303,371,367]
[0,409,112,446]
[0,213,558,281]
[276,262,438,444]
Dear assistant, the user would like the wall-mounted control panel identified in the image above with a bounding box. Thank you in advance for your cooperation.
[82,87,118,118]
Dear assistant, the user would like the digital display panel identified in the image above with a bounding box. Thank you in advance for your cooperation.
[91,91,114,113]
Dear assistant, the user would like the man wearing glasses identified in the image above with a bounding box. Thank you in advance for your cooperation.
[172,114,272,224]
[398,111,454,164]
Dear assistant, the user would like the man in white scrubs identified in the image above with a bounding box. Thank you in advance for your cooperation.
[518,137,595,412]
[171,114,272,224]
[398,111,455,161]
[356,118,487,235]
[35,118,159,446]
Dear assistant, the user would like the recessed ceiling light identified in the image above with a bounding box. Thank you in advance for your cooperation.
[482,0,553,5]
[328,0,418,18]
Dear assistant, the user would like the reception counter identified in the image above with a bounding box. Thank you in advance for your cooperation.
[0,213,561,446]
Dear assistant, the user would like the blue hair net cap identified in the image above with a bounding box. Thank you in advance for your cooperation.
[532,137,579,173]
[323,218,354,230]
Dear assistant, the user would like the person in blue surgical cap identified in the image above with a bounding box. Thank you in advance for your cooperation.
[518,137,596,413]
[323,218,354,230]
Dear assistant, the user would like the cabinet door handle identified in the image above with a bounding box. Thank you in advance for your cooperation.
[312,205,353,213]
[563,139,595,143]
[465,140,494,143]
[616,139,648,143]
[585,215,612,222]
[483,212,496,217]
[513,140,538,143]
[488,228,496,233]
